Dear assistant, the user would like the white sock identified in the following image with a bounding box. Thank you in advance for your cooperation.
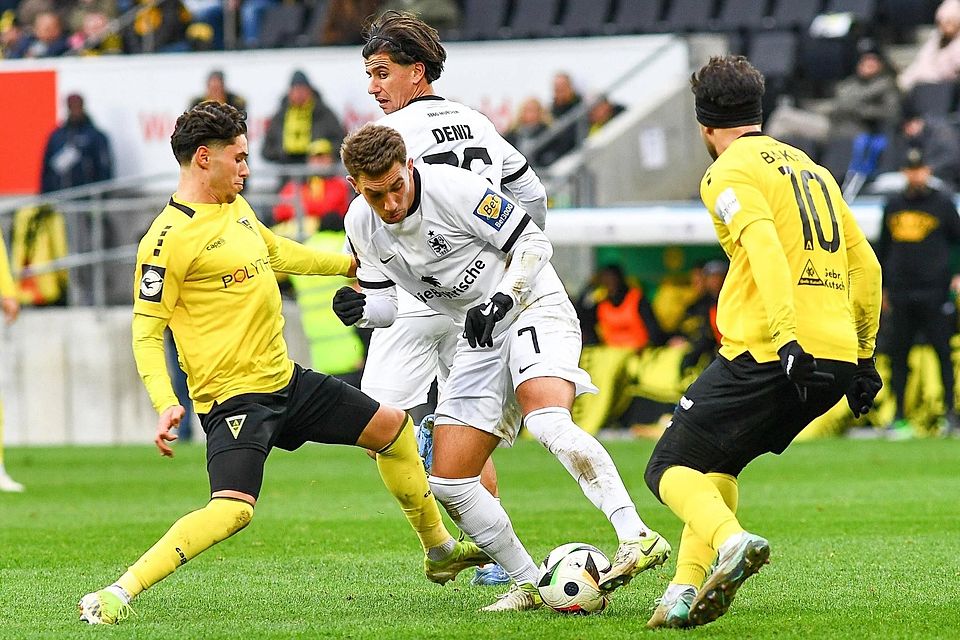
[525,407,648,540]
[429,475,538,585]
[426,537,457,561]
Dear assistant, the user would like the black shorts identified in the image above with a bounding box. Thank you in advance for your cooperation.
[645,353,855,500]
[199,364,379,497]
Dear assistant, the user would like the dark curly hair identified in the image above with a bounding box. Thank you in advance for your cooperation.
[170,101,247,166]
[361,10,446,83]
[340,124,407,179]
[690,55,765,111]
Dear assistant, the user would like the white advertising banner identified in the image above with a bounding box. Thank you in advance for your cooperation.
[1,35,685,189]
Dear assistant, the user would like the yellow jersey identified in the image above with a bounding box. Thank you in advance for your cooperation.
[0,231,15,298]
[700,133,864,364]
[133,194,351,413]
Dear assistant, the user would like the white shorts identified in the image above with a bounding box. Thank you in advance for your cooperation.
[436,297,598,446]
[361,313,459,409]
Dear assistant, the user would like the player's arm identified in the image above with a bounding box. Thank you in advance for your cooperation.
[842,203,883,359]
[257,220,356,277]
[500,140,548,229]
[132,313,179,414]
[332,235,398,328]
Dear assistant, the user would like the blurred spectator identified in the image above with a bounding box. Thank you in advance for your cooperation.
[7,9,69,58]
[587,95,625,137]
[876,148,960,437]
[320,0,383,45]
[67,9,123,55]
[189,70,247,111]
[121,0,190,53]
[273,138,352,223]
[288,213,365,387]
[235,0,276,47]
[504,97,551,167]
[768,41,900,145]
[381,0,460,31]
[9,204,69,306]
[676,259,726,372]
[543,71,582,164]
[883,108,960,191]
[581,264,666,351]
[0,14,25,58]
[64,0,117,34]
[899,0,960,91]
[41,94,113,193]
[182,0,222,48]
[263,70,345,165]
[15,0,53,27]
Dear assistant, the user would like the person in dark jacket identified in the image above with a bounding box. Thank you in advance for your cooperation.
[262,70,345,166]
[40,93,113,193]
[877,147,960,436]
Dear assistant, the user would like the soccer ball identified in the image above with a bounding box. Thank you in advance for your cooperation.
[537,543,611,615]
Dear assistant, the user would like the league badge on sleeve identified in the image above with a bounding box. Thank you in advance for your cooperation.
[139,264,166,302]
[473,188,514,230]
[714,187,741,225]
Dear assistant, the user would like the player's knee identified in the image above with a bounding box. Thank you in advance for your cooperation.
[208,498,254,535]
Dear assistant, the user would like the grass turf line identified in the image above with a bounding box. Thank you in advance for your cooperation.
[0,438,958,639]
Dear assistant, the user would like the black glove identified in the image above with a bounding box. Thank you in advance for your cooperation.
[845,357,883,418]
[778,340,835,401]
[463,293,514,348]
[332,286,365,326]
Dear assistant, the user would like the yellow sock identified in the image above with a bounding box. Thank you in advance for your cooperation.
[659,466,744,552]
[672,473,740,586]
[376,416,450,551]
[116,498,253,598]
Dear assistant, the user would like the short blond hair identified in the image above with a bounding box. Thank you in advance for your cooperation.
[340,124,407,179]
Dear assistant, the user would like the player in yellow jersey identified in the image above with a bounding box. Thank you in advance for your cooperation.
[78,102,486,625]
[0,231,23,492]
[643,56,883,629]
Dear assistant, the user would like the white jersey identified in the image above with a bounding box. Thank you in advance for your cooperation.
[344,163,565,327]
[378,95,547,318]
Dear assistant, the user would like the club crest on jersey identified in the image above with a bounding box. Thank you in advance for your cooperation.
[426,230,451,257]
[138,264,166,302]
[473,189,514,230]
[237,217,256,233]
[225,414,247,439]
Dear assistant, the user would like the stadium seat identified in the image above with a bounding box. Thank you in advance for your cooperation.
[559,0,615,37]
[503,0,562,39]
[877,0,937,28]
[763,0,824,30]
[256,3,307,49]
[453,0,510,40]
[610,0,666,35]
[655,0,717,33]
[825,0,877,22]
[906,82,958,117]
[713,0,767,31]
[748,30,798,80]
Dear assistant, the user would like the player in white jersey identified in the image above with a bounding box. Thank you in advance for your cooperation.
[356,11,669,591]
[335,124,671,611]
[358,11,549,586]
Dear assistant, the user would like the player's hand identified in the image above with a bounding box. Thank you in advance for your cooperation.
[463,293,514,348]
[155,405,185,457]
[845,357,883,418]
[332,286,365,325]
[1,296,19,325]
[778,340,835,402]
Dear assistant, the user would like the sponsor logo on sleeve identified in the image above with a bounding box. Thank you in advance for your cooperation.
[139,264,166,302]
[713,187,741,225]
[472,189,514,230]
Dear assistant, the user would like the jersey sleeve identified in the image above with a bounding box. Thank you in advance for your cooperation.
[132,221,191,320]
[701,162,773,244]
[453,176,532,254]
[0,233,15,298]
[343,216,395,291]
[257,219,352,276]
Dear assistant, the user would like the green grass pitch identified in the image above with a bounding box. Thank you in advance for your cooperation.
[1,437,958,639]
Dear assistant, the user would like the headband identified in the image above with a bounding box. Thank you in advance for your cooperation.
[695,95,763,128]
